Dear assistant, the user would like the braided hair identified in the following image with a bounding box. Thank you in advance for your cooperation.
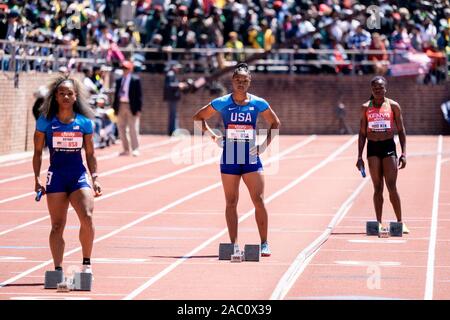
[232,63,251,78]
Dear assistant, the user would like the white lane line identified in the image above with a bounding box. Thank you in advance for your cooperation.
[0,137,174,172]
[123,135,354,300]
[0,137,177,169]
[271,156,369,300]
[348,239,407,244]
[0,140,200,205]
[0,143,209,236]
[0,138,180,195]
[10,296,92,300]
[0,152,39,167]
[335,260,401,266]
[0,256,26,260]
[425,135,443,300]
[0,136,316,289]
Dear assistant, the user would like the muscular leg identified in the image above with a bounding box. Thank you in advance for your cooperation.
[242,171,268,243]
[221,174,241,243]
[69,188,95,260]
[383,156,402,222]
[47,193,70,268]
[368,157,384,223]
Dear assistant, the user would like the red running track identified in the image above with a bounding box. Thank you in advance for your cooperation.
[0,134,448,300]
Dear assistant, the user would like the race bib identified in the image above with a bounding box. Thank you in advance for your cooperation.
[53,132,83,150]
[368,120,391,131]
[227,124,254,141]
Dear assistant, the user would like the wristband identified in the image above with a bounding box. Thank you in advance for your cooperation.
[91,173,99,179]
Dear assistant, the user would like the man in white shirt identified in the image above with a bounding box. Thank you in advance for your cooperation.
[113,60,143,156]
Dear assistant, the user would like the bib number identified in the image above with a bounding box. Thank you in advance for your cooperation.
[52,132,83,151]
[227,124,254,141]
[368,120,391,131]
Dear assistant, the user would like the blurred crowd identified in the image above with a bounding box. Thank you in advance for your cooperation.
[0,0,449,78]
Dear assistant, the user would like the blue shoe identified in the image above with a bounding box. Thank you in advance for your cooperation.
[261,242,271,257]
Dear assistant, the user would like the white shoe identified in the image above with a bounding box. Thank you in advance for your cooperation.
[132,150,140,157]
[261,242,271,257]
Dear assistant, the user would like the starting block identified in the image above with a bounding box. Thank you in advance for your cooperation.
[389,222,403,237]
[366,221,380,236]
[244,244,260,262]
[366,221,404,237]
[73,272,93,291]
[44,270,64,289]
[219,243,235,260]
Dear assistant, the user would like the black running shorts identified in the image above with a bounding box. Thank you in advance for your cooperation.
[367,139,397,159]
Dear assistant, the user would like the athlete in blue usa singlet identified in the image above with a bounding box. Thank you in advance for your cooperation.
[211,93,269,175]
[33,77,102,274]
[193,63,281,257]
[36,113,93,194]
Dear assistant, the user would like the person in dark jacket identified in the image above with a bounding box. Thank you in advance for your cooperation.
[113,60,143,156]
[163,62,188,136]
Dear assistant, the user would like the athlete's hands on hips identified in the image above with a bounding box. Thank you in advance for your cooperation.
[250,144,266,156]
[212,135,223,148]
[398,155,406,169]
[93,181,102,197]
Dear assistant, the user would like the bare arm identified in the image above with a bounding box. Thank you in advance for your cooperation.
[33,131,46,193]
[392,101,407,169]
[356,105,367,171]
[84,133,102,196]
[253,106,281,155]
[192,104,221,143]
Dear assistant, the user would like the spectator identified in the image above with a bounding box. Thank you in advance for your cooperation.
[113,60,143,156]
[225,31,244,62]
[145,33,165,73]
[347,25,371,74]
[369,33,389,75]
[82,67,99,95]
[163,62,188,136]
[441,99,450,125]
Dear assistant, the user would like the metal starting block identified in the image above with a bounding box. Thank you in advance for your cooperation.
[44,270,64,289]
[366,221,380,236]
[219,243,261,262]
[366,221,403,237]
[244,244,260,262]
[219,243,235,260]
[73,272,92,291]
[389,222,403,237]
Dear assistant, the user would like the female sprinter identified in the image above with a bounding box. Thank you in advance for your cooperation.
[356,76,409,233]
[33,75,102,275]
[193,63,281,256]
